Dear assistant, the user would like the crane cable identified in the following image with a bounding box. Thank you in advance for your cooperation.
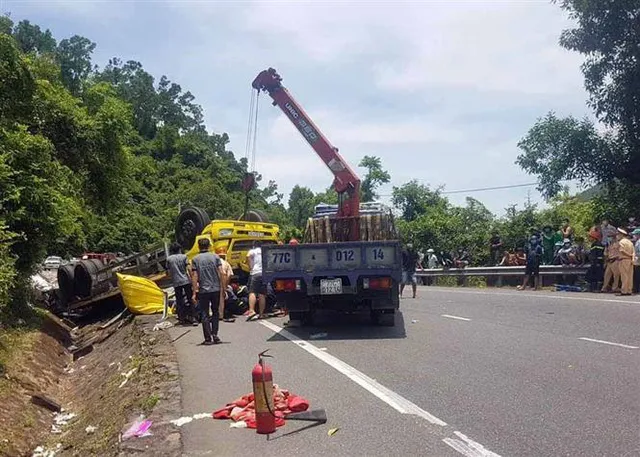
[244,89,260,173]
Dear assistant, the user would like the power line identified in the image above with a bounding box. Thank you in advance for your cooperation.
[377,182,540,198]
[442,182,539,195]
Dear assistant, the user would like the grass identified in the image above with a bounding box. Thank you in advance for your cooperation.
[140,394,160,414]
[0,328,39,395]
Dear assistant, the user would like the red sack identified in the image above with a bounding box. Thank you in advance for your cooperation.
[287,395,309,413]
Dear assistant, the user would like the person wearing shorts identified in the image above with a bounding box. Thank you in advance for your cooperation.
[246,241,266,320]
[519,235,543,291]
[401,243,419,298]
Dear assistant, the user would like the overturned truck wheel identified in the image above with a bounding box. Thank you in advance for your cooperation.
[175,207,211,250]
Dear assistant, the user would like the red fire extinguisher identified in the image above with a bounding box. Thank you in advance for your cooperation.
[252,349,276,434]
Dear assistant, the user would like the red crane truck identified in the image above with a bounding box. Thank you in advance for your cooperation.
[253,68,401,326]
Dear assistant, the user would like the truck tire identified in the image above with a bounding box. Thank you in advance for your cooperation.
[289,311,313,326]
[175,207,211,250]
[242,210,269,223]
[371,310,395,327]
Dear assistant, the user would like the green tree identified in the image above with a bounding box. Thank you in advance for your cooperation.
[359,155,390,202]
[392,180,445,222]
[517,1,640,215]
[13,20,56,54]
[287,185,316,229]
[56,35,96,95]
[0,15,13,35]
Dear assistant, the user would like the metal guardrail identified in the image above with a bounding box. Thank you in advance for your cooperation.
[416,265,589,277]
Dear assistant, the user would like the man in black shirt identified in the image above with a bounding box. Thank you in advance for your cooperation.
[401,243,419,299]
[489,232,503,266]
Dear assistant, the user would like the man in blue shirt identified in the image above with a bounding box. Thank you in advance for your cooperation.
[518,235,544,291]
[191,238,225,345]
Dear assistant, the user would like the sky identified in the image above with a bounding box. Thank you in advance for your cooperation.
[2,0,591,215]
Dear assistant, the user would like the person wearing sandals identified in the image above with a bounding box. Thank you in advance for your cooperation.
[246,241,266,321]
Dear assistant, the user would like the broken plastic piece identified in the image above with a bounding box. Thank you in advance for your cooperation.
[230,421,248,429]
[153,320,174,331]
[119,368,137,388]
[328,427,339,436]
[122,416,153,440]
[411,319,419,323]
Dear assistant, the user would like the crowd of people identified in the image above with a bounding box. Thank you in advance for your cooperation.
[404,217,640,295]
[165,238,287,346]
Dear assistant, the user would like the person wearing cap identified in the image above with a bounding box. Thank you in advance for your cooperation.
[215,247,236,323]
[601,235,621,293]
[191,238,224,345]
[426,249,438,269]
[632,228,640,294]
[616,228,634,296]
[557,238,574,265]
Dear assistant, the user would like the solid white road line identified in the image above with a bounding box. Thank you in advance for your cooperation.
[442,314,472,321]
[259,320,503,457]
[443,431,501,457]
[259,320,447,426]
[421,287,640,306]
[578,337,639,349]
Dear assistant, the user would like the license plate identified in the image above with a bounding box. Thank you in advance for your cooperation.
[320,278,342,295]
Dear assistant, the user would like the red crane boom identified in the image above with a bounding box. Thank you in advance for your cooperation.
[252,68,361,221]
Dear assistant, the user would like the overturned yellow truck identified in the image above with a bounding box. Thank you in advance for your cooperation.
[175,207,279,283]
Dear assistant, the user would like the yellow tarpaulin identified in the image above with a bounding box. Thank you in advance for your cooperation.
[117,273,170,315]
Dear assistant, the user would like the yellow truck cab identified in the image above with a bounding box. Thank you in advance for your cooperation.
[185,219,280,280]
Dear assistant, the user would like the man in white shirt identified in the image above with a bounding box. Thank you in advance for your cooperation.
[246,241,266,321]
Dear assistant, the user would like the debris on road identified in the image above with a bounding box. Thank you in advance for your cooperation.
[213,385,310,429]
[230,421,248,429]
[32,443,62,457]
[122,416,153,440]
[51,411,76,434]
[328,427,339,436]
[85,425,97,434]
[411,319,419,323]
[169,412,211,427]
[153,320,173,331]
[309,332,328,340]
[119,367,137,388]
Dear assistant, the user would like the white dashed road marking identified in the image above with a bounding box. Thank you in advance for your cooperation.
[260,320,501,457]
[442,314,472,321]
[578,337,638,349]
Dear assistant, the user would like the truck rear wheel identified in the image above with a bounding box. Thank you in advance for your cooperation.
[371,310,395,327]
[289,311,313,326]
[175,207,211,250]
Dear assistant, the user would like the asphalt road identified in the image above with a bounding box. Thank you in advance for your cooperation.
[167,287,640,457]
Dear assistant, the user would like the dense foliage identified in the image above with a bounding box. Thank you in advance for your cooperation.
[0,18,277,318]
[517,0,640,219]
